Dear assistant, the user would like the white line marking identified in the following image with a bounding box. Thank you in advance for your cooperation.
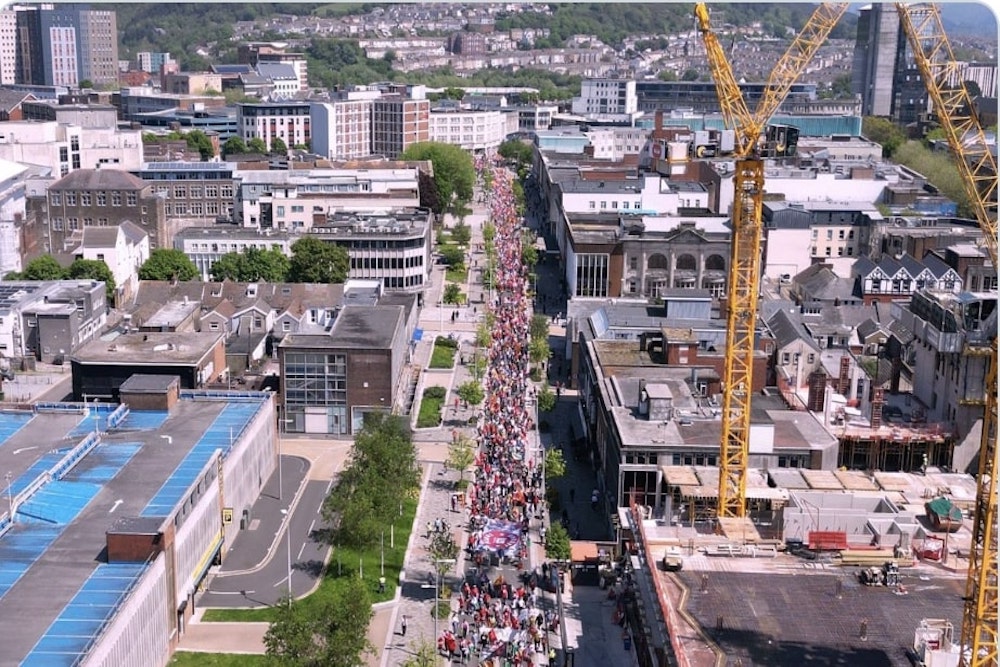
[109,499,123,513]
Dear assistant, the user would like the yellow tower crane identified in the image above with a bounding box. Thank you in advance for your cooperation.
[896,6,997,665]
[694,3,848,518]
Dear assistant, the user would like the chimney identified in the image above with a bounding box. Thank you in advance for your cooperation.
[807,370,827,412]
[838,355,851,395]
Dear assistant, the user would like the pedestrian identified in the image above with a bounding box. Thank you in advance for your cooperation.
[451,494,457,512]
[378,576,386,594]
[401,616,407,636]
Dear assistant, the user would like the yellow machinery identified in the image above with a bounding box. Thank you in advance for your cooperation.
[896,5,997,665]
[695,3,847,517]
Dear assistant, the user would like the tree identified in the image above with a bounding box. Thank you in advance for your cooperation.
[79,79,94,89]
[210,247,290,282]
[399,142,474,216]
[482,222,496,244]
[401,640,438,667]
[521,231,539,268]
[544,448,566,479]
[450,221,471,246]
[545,522,571,561]
[139,248,200,281]
[247,137,268,154]
[223,136,247,156]
[271,136,288,155]
[264,577,373,667]
[537,383,556,413]
[288,237,350,284]
[682,68,699,81]
[67,259,116,300]
[322,413,420,549]
[862,116,906,157]
[439,245,465,268]
[443,283,463,305]
[11,255,65,281]
[455,380,484,409]
[657,69,678,82]
[530,314,549,343]
[529,335,551,366]
[185,130,214,160]
[446,434,476,483]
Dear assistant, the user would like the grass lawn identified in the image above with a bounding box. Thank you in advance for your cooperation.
[416,387,445,428]
[203,497,418,623]
[445,265,468,283]
[429,337,458,369]
[169,653,269,666]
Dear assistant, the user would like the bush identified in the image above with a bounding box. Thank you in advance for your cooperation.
[424,385,447,400]
[435,336,458,348]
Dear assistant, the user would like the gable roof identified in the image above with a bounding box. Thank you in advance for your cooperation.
[50,169,146,192]
[897,253,927,278]
[793,264,855,303]
[0,89,34,114]
[767,308,820,352]
[256,62,298,81]
[876,254,903,277]
[119,221,147,245]
[81,226,120,248]
[922,252,957,279]
[852,256,877,278]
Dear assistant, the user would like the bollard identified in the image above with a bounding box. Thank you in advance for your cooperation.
[860,618,868,641]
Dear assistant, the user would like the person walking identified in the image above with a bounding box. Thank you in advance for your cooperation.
[401,616,408,637]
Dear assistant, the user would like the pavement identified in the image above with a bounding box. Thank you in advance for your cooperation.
[176,178,637,667]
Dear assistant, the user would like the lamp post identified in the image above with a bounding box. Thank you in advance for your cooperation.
[279,508,293,607]
[421,557,456,647]
[279,418,294,501]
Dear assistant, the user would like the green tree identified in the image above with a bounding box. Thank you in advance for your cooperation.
[439,245,465,268]
[455,380,484,409]
[138,248,200,281]
[271,136,288,154]
[79,79,94,89]
[401,640,438,667]
[657,69,678,82]
[862,116,906,157]
[427,531,459,581]
[263,577,373,667]
[482,222,496,244]
[537,383,556,412]
[67,259,116,300]
[288,237,350,284]
[247,137,268,154]
[210,246,290,282]
[399,142,474,216]
[442,86,466,100]
[545,522,571,561]
[521,231,539,268]
[184,130,214,160]
[445,434,476,483]
[450,221,471,246]
[322,413,420,549]
[18,255,66,280]
[443,283,463,305]
[223,136,247,156]
[530,314,549,342]
[529,335,551,366]
[475,319,492,350]
[544,448,567,479]
[682,68,699,81]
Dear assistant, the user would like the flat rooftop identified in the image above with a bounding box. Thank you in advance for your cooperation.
[72,331,223,365]
[0,392,269,664]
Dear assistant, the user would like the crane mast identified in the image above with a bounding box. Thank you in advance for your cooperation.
[896,5,997,666]
[695,3,847,517]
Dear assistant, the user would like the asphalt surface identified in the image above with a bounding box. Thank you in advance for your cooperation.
[198,455,335,608]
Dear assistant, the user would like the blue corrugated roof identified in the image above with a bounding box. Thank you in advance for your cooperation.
[23,562,148,666]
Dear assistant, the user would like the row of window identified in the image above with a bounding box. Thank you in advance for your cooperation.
[588,200,643,210]
[350,256,424,270]
[166,202,223,217]
[51,191,136,207]
[51,217,111,230]
[812,228,856,240]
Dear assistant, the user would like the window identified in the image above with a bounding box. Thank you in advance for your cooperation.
[83,217,92,226]
[825,247,831,256]
[282,320,291,332]
[209,321,219,331]
[80,192,91,206]
[206,185,219,198]
[68,217,79,230]
[96,192,106,206]
[52,218,64,231]
[807,353,815,364]
[190,202,203,216]
[782,352,790,364]
[838,229,845,239]
[173,186,187,199]
[66,192,76,205]
[629,256,637,270]
[189,186,202,198]
[826,229,833,240]
[588,201,596,210]
[611,201,618,209]
[276,206,285,217]
[126,192,137,206]
[50,193,61,205]
[575,253,609,298]
[634,201,642,209]
[600,201,607,209]
[111,192,121,206]
[221,186,234,198]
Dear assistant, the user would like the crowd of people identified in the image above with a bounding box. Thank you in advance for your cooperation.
[435,152,556,665]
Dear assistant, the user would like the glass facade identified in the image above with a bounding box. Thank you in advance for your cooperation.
[283,351,348,435]
[575,253,609,298]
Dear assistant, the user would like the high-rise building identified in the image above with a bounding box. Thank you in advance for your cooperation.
[76,7,118,86]
[310,99,373,160]
[12,4,118,88]
[371,96,429,159]
[0,10,18,85]
[852,4,928,124]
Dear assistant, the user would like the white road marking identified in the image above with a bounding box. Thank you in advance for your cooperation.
[109,499,123,513]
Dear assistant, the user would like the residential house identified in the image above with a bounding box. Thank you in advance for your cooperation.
[74,221,148,306]
[852,253,961,305]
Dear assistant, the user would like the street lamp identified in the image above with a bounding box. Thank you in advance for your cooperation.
[5,471,12,523]
[279,418,293,501]
[279,508,293,608]
[420,557,456,647]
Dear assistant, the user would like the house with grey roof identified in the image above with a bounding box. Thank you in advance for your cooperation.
[789,263,862,311]
[852,252,963,305]
[74,222,149,305]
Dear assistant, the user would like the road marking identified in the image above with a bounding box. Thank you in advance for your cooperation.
[109,499,123,513]
[298,543,306,560]
[308,519,315,535]
[12,446,37,455]
[207,590,253,596]
[273,575,289,588]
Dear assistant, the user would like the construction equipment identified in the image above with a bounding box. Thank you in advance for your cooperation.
[694,2,848,517]
[896,5,997,666]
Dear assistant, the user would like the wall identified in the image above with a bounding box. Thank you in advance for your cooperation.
[81,557,171,667]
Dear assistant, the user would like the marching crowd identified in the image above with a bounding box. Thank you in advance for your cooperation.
[432,153,557,665]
